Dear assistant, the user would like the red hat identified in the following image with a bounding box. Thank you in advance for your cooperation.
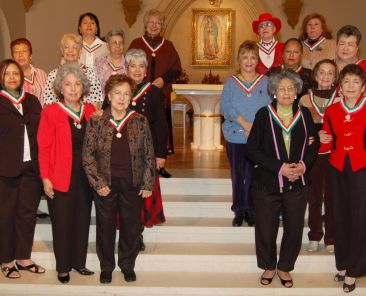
[252,13,282,35]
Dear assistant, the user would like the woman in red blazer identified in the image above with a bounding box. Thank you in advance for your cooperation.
[0,59,44,279]
[320,64,366,293]
[38,62,96,283]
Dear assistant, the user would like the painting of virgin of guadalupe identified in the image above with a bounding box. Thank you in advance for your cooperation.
[192,8,233,66]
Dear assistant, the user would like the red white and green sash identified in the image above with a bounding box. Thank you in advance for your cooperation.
[267,104,302,134]
[308,89,337,118]
[340,96,366,115]
[56,102,85,124]
[231,74,265,96]
[258,40,278,55]
[109,110,136,137]
[354,58,365,65]
[141,36,165,57]
[0,89,26,105]
[303,36,326,52]
[282,65,303,74]
[108,62,124,74]
[131,82,152,106]
[82,43,103,54]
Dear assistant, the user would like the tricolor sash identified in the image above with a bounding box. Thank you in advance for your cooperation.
[340,96,366,114]
[267,104,302,134]
[109,110,136,135]
[131,82,152,106]
[56,102,85,123]
[141,36,165,56]
[231,74,265,96]
[0,89,26,105]
[82,43,103,54]
[303,36,326,52]
[282,65,303,74]
[308,90,337,118]
[258,40,278,55]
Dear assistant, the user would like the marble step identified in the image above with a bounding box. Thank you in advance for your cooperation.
[160,178,232,195]
[30,242,336,272]
[1,272,365,296]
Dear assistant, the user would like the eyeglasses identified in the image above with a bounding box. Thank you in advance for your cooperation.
[259,21,274,29]
[110,41,123,47]
[63,44,80,50]
[277,86,296,93]
[146,21,162,27]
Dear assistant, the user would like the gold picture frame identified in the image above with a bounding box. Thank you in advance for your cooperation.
[192,8,233,66]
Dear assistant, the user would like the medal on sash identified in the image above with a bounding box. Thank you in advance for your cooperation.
[267,104,302,135]
[141,36,165,57]
[303,36,326,52]
[56,102,85,129]
[340,96,366,122]
[108,62,123,75]
[231,74,264,97]
[0,89,26,105]
[131,82,152,106]
[109,110,136,138]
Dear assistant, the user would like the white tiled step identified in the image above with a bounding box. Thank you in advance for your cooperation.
[30,242,337,272]
[1,272,365,296]
[160,178,232,195]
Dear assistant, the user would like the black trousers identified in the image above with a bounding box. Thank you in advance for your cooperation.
[253,187,308,272]
[47,157,92,273]
[94,176,143,272]
[330,157,366,277]
[166,107,174,151]
[0,162,41,262]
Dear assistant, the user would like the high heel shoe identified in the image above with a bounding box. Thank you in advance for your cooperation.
[277,271,293,288]
[57,272,70,284]
[260,270,275,285]
[343,278,356,293]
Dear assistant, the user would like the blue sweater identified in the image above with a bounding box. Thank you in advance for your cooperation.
[220,75,271,144]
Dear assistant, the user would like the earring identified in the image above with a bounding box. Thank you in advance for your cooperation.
[273,94,276,99]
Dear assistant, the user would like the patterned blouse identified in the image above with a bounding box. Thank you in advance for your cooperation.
[94,55,126,95]
[42,63,103,106]
[23,65,47,106]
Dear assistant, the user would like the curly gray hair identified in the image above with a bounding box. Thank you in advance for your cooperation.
[125,49,148,67]
[105,29,125,44]
[53,62,90,99]
[268,70,303,97]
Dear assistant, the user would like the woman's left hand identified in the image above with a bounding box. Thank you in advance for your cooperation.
[152,77,164,88]
[156,158,166,169]
[139,190,152,198]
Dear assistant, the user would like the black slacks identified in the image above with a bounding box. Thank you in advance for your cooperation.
[94,176,143,272]
[253,187,308,272]
[330,157,366,277]
[47,156,92,273]
[0,162,41,262]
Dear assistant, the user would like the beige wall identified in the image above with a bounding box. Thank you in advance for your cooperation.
[21,0,366,81]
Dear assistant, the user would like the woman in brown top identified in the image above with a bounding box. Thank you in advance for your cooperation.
[299,59,339,254]
[83,74,155,284]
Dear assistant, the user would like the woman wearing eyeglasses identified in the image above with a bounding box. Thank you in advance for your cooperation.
[246,70,319,288]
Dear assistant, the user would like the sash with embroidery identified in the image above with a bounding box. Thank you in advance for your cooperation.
[0,89,26,105]
[308,89,337,118]
[131,82,152,106]
[109,110,136,138]
[267,104,302,134]
[258,40,278,55]
[141,36,165,57]
[303,36,326,52]
[231,74,264,96]
[56,102,85,127]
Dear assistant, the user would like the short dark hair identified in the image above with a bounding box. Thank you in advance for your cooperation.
[104,74,135,103]
[339,64,366,86]
[337,25,362,45]
[78,12,102,39]
[0,59,24,91]
[283,38,303,51]
[10,38,32,54]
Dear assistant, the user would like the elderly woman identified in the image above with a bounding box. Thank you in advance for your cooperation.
[299,13,336,69]
[94,29,126,94]
[267,38,314,99]
[246,70,319,287]
[83,74,155,284]
[319,64,366,293]
[221,40,271,227]
[78,12,108,68]
[11,38,47,106]
[336,25,366,72]
[299,59,338,254]
[0,59,44,278]
[42,33,102,108]
[129,9,181,157]
[38,63,96,283]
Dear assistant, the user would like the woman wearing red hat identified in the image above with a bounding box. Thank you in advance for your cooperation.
[299,13,336,69]
[252,13,284,75]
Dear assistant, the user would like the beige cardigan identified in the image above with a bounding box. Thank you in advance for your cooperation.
[302,39,336,69]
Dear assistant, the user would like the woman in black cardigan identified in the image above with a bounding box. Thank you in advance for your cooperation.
[246,70,319,287]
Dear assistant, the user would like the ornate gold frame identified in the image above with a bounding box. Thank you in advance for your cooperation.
[192,8,233,66]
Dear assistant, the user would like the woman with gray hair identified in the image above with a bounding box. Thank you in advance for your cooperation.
[42,33,103,108]
[38,62,96,283]
[246,70,319,287]
[94,29,126,94]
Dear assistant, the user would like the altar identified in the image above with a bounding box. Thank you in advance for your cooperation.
[172,84,224,150]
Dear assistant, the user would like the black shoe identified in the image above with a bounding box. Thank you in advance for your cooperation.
[334,273,346,282]
[73,267,94,275]
[260,270,276,285]
[159,168,172,178]
[57,272,70,284]
[122,269,136,282]
[167,148,175,155]
[246,212,255,227]
[37,212,49,219]
[100,271,112,284]
[232,213,244,227]
[140,234,146,251]
[277,272,293,288]
[343,278,356,293]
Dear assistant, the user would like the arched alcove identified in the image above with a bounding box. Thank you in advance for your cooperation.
[0,8,11,60]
